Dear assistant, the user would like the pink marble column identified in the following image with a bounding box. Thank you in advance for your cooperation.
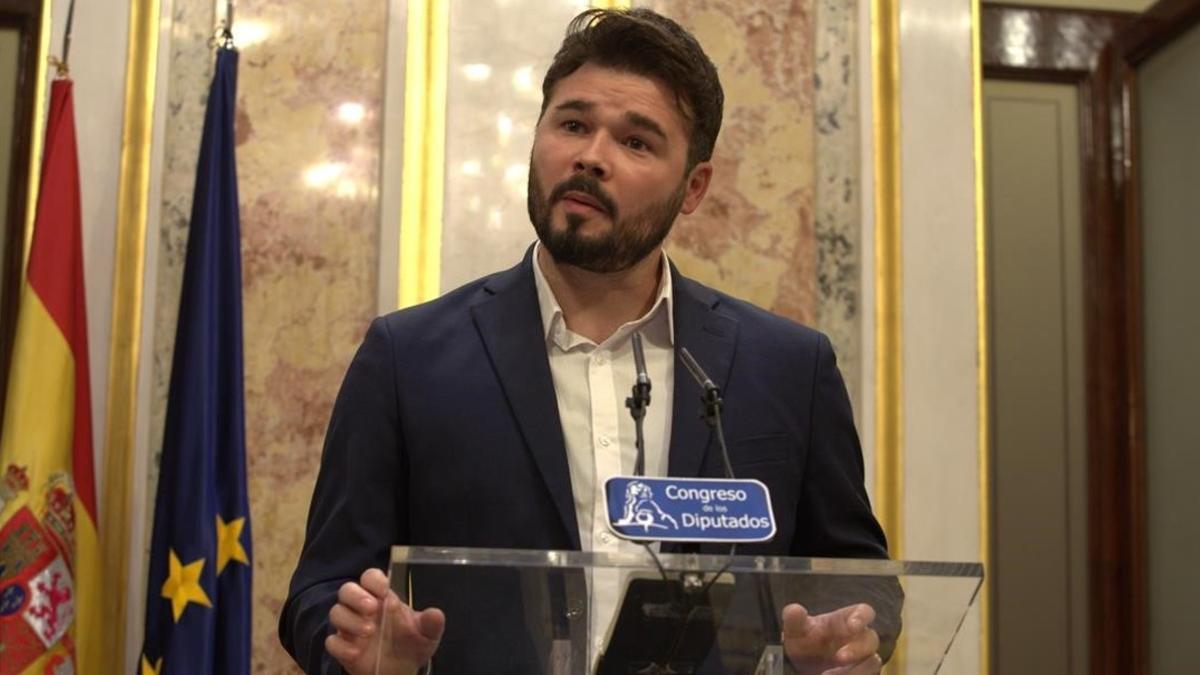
[645,0,863,413]
[648,0,818,329]
[235,4,386,671]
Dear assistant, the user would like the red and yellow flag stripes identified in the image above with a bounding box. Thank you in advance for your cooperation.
[0,79,101,675]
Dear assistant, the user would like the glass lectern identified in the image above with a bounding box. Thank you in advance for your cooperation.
[378,546,983,674]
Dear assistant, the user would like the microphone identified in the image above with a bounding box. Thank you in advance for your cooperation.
[626,332,652,476]
[631,332,651,404]
[678,347,734,480]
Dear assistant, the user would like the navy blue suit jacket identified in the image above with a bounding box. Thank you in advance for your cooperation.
[280,250,888,673]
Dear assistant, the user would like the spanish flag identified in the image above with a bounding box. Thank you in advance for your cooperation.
[0,79,102,674]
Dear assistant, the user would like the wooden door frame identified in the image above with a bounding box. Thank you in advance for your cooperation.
[981,4,1140,674]
[1100,0,1200,668]
[984,2,1200,673]
[0,0,43,424]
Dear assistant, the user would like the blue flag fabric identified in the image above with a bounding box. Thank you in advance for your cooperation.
[141,47,251,675]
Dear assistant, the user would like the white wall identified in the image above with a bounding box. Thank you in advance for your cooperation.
[860,0,985,669]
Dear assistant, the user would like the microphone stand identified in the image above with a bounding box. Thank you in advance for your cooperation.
[626,332,652,477]
[623,333,672,582]
[679,348,781,659]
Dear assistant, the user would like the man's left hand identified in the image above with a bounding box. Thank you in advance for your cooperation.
[781,602,881,674]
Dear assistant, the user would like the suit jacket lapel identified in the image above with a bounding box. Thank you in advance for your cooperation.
[668,270,739,479]
[471,251,581,550]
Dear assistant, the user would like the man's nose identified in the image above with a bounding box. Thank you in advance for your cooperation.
[572,134,612,179]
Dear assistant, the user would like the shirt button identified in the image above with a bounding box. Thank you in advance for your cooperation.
[599,436,610,447]
[595,354,607,365]
[598,532,612,544]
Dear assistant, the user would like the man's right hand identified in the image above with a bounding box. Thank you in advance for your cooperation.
[325,568,445,675]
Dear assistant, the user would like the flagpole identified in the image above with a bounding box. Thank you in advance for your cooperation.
[215,0,235,48]
[61,0,77,72]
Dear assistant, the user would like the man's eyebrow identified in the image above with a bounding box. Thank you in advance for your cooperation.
[624,111,668,142]
[553,99,595,114]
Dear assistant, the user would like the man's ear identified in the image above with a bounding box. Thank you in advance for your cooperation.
[680,161,714,215]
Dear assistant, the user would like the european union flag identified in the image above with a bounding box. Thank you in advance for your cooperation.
[141,46,251,675]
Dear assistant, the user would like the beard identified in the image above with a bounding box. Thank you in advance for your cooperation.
[527,165,687,274]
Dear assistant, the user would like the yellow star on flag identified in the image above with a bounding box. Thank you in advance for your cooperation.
[216,514,250,574]
[141,655,163,675]
[161,549,212,622]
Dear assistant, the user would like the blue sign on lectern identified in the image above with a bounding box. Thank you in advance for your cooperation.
[603,476,777,544]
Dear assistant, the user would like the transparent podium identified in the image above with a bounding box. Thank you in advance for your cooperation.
[378,546,983,675]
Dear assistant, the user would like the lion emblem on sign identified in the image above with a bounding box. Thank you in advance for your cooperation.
[615,481,678,532]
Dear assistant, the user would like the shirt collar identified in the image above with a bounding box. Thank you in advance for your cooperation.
[532,241,675,350]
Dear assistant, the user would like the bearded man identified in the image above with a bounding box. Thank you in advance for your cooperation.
[281,8,893,674]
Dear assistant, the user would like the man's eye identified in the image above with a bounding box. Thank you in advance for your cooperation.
[627,137,649,151]
[562,120,585,133]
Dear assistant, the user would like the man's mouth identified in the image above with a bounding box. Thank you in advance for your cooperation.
[560,191,607,214]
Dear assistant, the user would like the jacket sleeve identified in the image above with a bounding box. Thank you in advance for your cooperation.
[790,333,902,659]
[791,333,888,559]
[279,318,408,674]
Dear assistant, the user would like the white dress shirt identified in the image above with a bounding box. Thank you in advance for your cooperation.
[532,242,675,663]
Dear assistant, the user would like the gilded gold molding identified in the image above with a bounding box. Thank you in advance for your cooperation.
[398,0,448,308]
[22,0,53,266]
[871,0,903,558]
[972,0,992,672]
[589,0,633,9]
[103,0,161,671]
[871,0,904,665]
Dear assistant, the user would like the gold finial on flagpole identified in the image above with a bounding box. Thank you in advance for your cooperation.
[51,0,78,77]
[211,0,236,49]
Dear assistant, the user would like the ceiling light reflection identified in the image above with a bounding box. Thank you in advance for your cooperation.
[304,162,346,188]
[232,19,272,48]
[463,63,492,82]
[337,102,366,125]
[504,163,528,185]
[497,113,513,144]
[1001,12,1035,67]
[512,66,535,93]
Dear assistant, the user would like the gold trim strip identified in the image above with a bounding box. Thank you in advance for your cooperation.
[872,0,903,560]
[103,0,161,671]
[398,0,448,308]
[972,0,992,672]
[871,0,905,666]
[589,0,633,9]
[22,0,53,267]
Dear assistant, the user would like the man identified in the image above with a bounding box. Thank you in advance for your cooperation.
[281,8,892,674]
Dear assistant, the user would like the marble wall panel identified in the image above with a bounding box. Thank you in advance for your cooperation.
[440,0,590,290]
[813,0,861,413]
[147,0,216,568]
[151,0,387,671]
[648,0,862,415]
[236,3,387,670]
[648,0,816,332]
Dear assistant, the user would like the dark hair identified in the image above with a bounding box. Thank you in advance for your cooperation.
[540,8,724,170]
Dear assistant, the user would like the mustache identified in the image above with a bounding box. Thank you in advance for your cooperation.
[548,174,617,217]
